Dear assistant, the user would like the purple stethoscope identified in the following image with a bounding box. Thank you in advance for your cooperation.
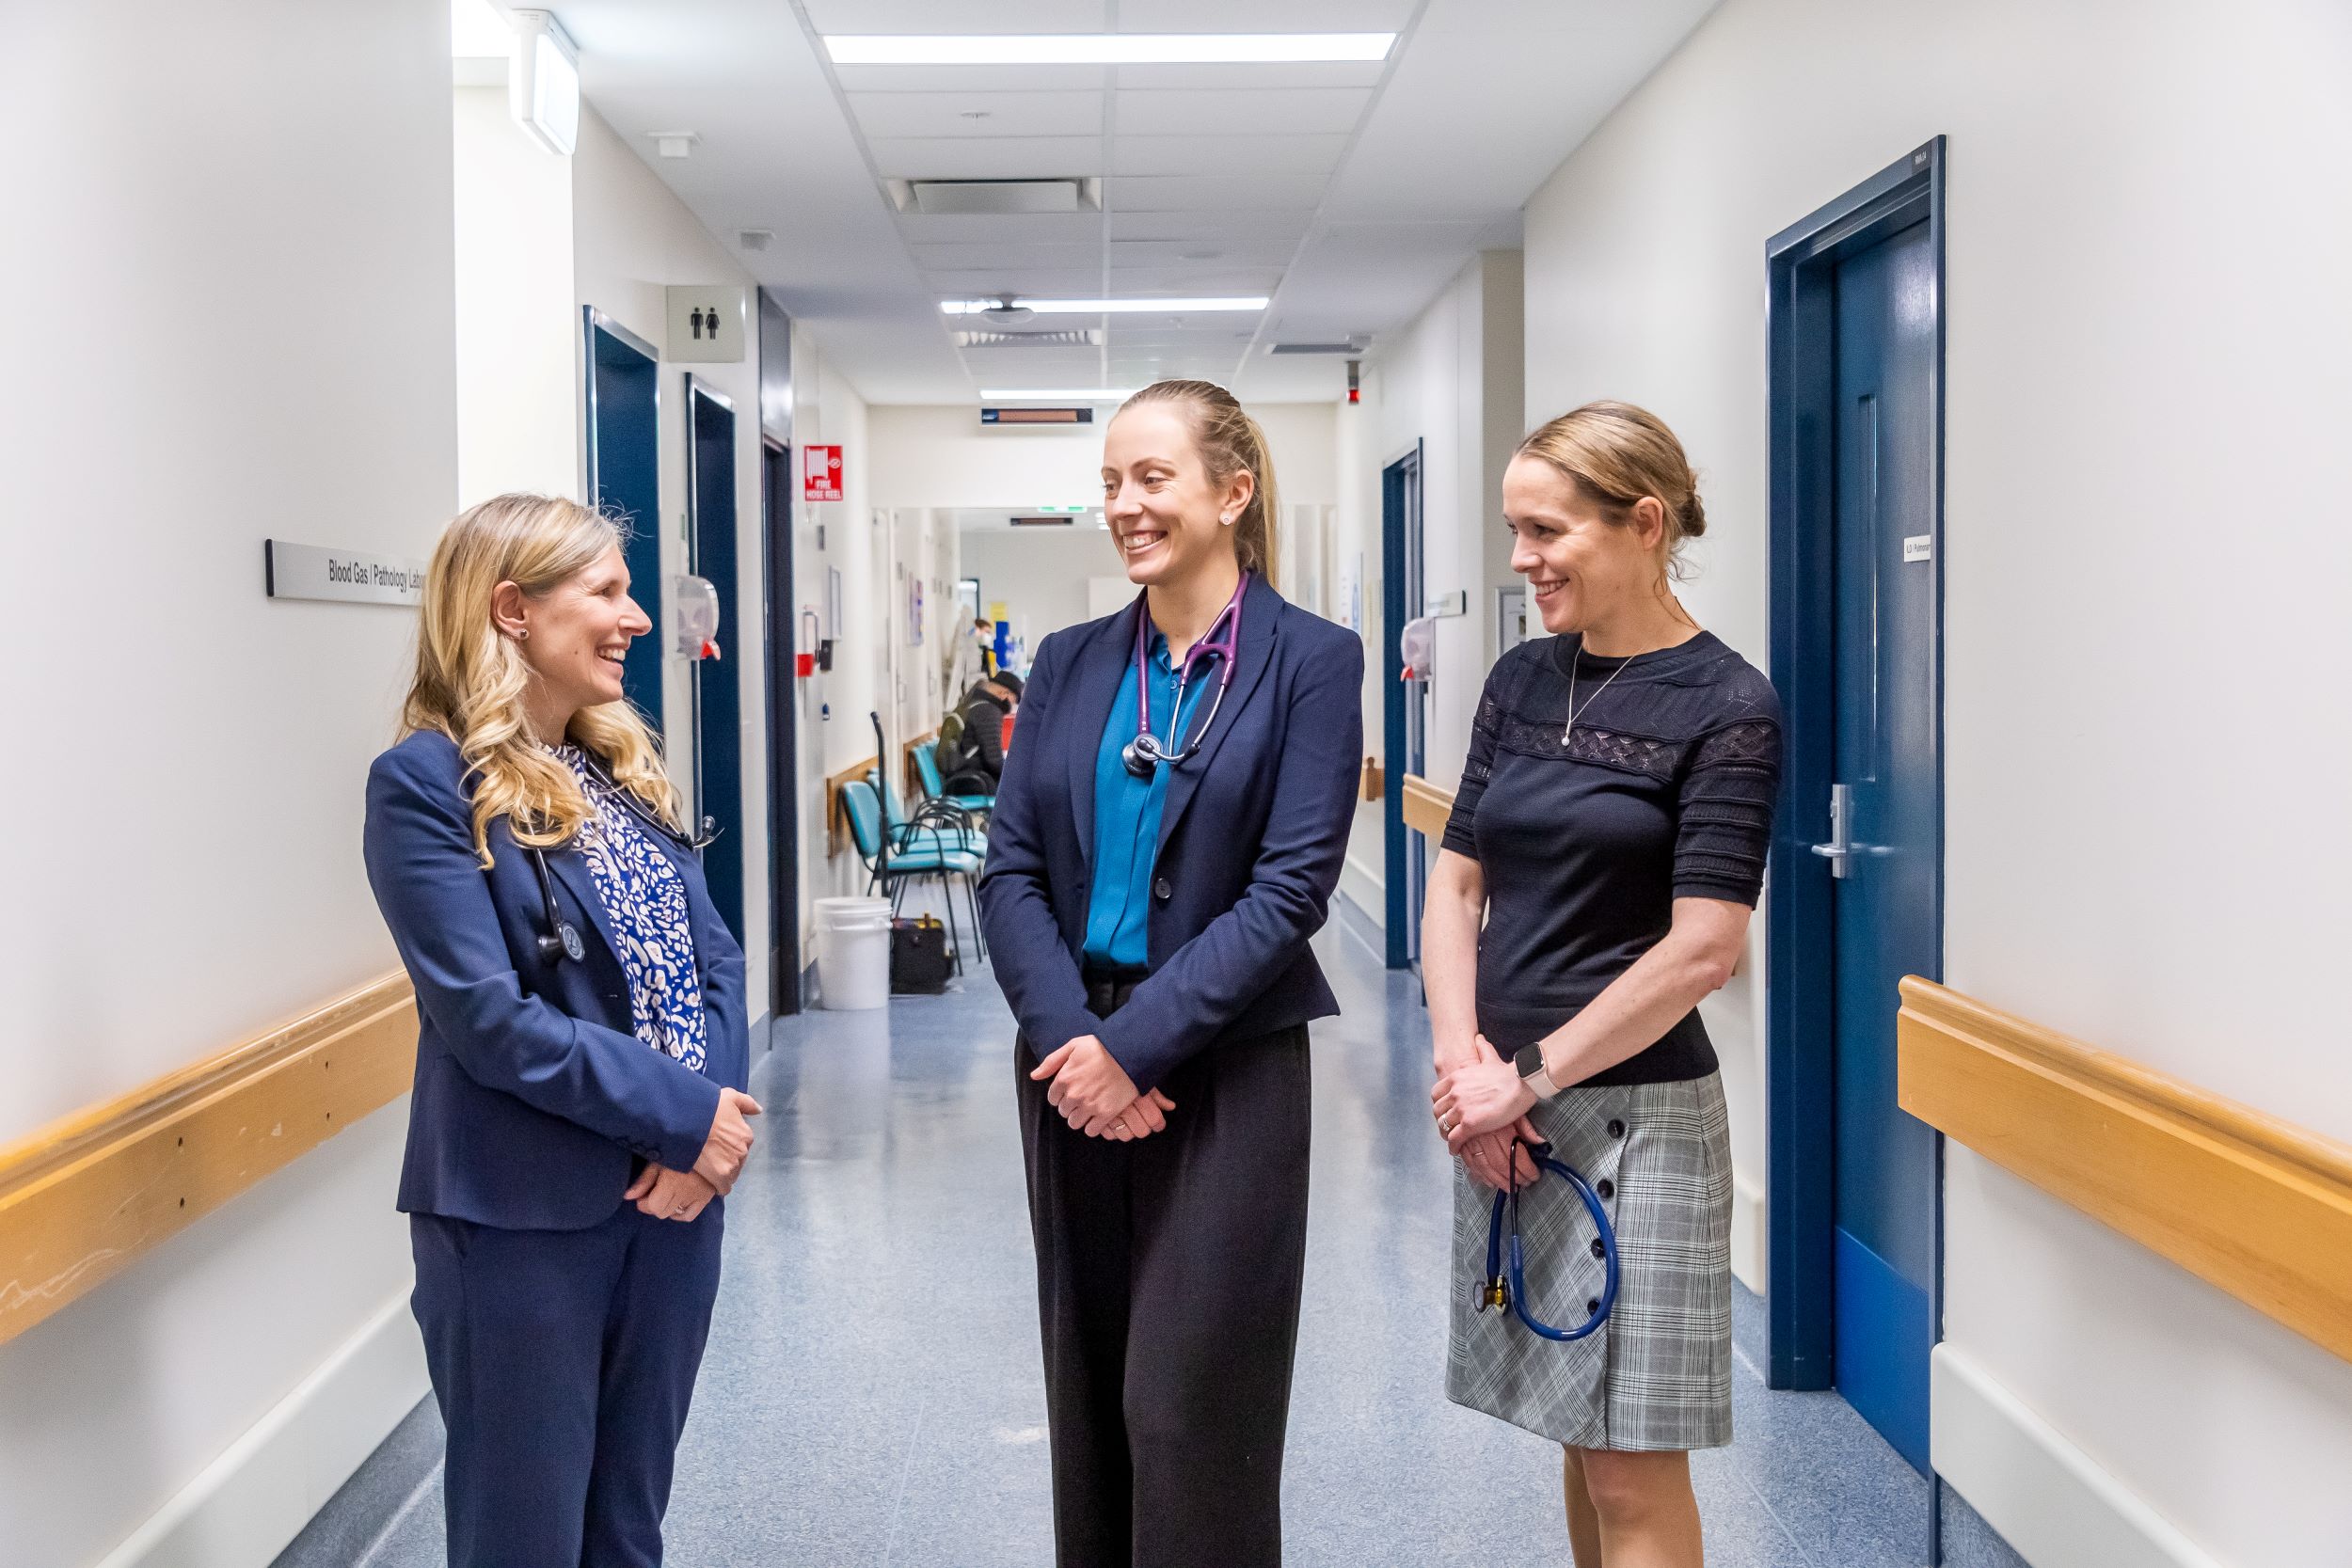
[1120,574,1250,780]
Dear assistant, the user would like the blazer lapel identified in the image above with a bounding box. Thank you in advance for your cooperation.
[1155,576,1279,855]
[1065,596,1140,876]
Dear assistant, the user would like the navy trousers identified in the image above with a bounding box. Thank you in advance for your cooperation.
[409,1199,725,1568]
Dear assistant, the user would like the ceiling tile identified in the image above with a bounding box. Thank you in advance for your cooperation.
[849,89,1104,139]
[896,212,1108,244]
[1110,0,1416,29]
[1114,87,1371,136]
[926,267,1108,294]
[867,135,1105,179]
[1106,265,1286,293]
[1105,210,1311,244]
[806,0,1108,32]
[913,241,1105,269]
[1105,174,1324,212]
[1108,237,1297,267]
[1110,134,1348,177]
[1112,61,1387,90]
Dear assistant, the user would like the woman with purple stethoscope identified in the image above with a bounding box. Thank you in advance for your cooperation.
[979,380,1364,1567]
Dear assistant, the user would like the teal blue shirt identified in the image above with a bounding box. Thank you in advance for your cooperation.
[1083,632,1212,968]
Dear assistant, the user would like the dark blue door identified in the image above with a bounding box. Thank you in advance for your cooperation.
[1380,446,1424,969]
[688,379,745,943]
[585,313,662,728]
[1825,218,1941,1472]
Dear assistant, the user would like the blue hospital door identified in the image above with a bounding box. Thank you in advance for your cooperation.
[688,380,745,944]
[1827,218,1940,1472]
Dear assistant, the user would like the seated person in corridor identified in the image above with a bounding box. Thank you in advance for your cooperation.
[943,670,1023,790]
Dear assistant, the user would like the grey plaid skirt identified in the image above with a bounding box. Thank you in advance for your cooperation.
[1446,1071,1733,1451]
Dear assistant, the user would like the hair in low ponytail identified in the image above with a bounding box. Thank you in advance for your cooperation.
[1119,379,1280,587]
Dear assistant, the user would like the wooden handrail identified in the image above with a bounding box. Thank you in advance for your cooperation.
[1400,772,1454,838]
[0,973,419,1346]
[1899,977,2352,1363]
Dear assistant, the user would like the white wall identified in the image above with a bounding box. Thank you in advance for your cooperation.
[452,86,577,505]
[1340,252,1526,931]
[792,335,879,923]
[960,527,1124,652]
[0,3,455,1563]
[1519,0,2352,1561]
[571,105,772,1015]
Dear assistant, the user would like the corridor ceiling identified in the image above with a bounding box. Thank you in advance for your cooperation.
[553,0,1720,404]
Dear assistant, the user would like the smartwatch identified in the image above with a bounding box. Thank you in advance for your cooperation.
[1513,1043,1561,1101]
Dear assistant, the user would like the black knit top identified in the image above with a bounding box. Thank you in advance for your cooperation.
[1439,631,1783,1085]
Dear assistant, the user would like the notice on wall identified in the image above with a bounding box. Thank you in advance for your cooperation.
[665,284,746,362]
[264,540,425,607]
[803,444,843,501]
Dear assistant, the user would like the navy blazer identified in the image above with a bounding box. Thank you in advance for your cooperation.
[979,576,1364,1093]
[364,731,747,1231]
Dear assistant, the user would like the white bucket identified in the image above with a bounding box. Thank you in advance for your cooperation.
[813,896,894,1011]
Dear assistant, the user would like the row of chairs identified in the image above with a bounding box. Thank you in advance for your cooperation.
[837,714,996,974]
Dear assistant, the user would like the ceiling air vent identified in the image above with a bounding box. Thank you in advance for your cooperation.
[954,328,1105,349]
[1270,341,1366,355]
[883,177,1103,215]
[1010,515,1076,526]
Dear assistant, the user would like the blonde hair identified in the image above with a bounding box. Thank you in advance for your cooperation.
[1119,379,1281,586]
[1517,400,1707,579]
[401,493,685,865]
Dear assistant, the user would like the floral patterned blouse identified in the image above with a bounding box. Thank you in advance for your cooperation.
[551,746,708,1072]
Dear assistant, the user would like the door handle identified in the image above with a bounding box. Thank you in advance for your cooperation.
[1810,783,1854,879]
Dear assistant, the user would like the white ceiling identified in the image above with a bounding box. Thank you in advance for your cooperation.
[555,0,1719,404]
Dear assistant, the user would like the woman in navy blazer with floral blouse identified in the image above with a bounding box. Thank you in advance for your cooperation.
[364,493,762,1568]
[980,380,1363,1567]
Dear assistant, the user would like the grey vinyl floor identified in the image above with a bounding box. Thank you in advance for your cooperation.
[290,902,1975,1567]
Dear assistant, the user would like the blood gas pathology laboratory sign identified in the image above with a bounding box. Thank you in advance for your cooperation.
[263,540,426,607]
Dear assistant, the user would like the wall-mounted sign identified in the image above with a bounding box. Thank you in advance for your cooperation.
[263,540,425,606]
[803,444,843,501]
[664,284,746,363]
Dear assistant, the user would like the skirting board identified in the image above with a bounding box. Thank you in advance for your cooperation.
[97,1292,429,1568]
[1931,1342,2223,1568]
[1730,1173,1767,1295]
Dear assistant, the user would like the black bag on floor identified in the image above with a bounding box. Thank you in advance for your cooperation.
[889,915,952,994]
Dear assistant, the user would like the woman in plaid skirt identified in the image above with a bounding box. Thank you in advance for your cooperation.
[1427,403,1783,1567]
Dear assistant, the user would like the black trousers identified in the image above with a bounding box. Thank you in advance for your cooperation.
[1017,977,1312,1568]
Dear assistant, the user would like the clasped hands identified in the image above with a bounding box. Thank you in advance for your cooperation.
[625,1086,763,1223]
[1431,1035,1542,1192]
[1032,1035,1176,1142]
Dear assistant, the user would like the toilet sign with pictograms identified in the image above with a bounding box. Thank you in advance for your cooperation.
[803,445,843,502]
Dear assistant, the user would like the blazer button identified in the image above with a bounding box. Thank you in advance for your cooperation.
[1607,1118,1626,1140]
[1597,1178,1614,1201]
[1589,1237,1607,1259]
[1586,1297,1601,1315]
[1152,877,1173,901]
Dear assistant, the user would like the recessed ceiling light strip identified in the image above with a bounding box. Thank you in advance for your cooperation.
[825,34,1395,66]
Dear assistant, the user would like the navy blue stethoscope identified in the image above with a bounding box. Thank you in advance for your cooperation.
[526,753,715,967]
[1119,572,1250,780]
[1479,1138,1621,1341]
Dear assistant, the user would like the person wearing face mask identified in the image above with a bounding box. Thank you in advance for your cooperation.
[1425,404,1782,1568]
[979,380,1363,1567]
[363,494,761,1568]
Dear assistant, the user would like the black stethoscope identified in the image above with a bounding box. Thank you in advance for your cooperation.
[1119,574,1250,781]
[1478,1138,1620,1341]
[526,754,714,967]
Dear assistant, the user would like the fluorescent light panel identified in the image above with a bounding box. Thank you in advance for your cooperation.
[946,297,1266,315]
[981,388,1139,401]
[827,33,1394,66]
